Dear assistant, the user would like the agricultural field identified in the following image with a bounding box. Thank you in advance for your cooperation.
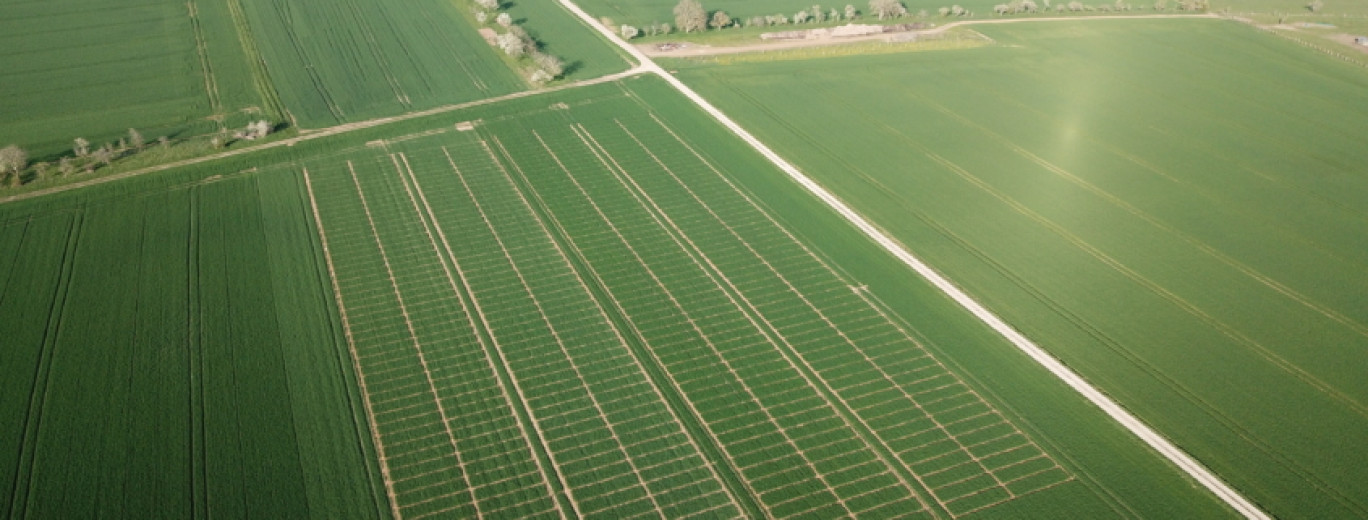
[0,0,264,158]
[0,168,385,517]
[239,0,623,129]
[672,18,1368,518]
[495,0,634,80]
[295,76,1242,518]
[1,76,1236,517]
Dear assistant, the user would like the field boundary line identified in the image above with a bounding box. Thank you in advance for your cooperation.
[434,148,666,518]
[484,136,762,519]
[301,166,403,520]
[550,0,1270,516]
[395,149,577,519]
[538,128,858,517]
[0,67,648,207]
[573,123,941,517]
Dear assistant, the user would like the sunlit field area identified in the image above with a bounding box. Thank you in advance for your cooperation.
[672,18,1368,518]
[0,77,1237,518]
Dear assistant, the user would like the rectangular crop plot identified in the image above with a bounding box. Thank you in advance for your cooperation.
[242,0,524,128]
[301,90,1073,518]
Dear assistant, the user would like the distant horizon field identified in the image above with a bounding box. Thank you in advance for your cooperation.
[672,17,1368,518]
[573,0,1363,28]
[0,75,1235,517]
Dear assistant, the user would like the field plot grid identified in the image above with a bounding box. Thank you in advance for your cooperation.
[302,101,1071,518]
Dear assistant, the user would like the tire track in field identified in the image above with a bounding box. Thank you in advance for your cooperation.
[812,81,1365,513]
[186,0,223,115]
[5,212,83,520]
[908,93,1368,415]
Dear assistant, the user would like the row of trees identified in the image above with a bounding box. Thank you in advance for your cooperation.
[663,0,978,36]
[982,0,1208,15]
[1,121,274,189]
[473,0,565,84]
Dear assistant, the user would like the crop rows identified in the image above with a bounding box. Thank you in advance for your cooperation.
[243,0,522,127]
[303,97,1070,517]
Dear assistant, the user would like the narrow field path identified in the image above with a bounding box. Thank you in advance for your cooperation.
[549,2,1270,518]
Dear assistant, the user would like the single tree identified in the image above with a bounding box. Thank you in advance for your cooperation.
[830,8,840,20]
[811,4,824,22]
[938,6,951,16]
[496,32,525,56]
[0,145,27,177]
[1306,0,1322,12]
[710,10,732,28]
[128,128,145,149]
[951,4,965,15]
[845,4,858,18]
[476,11,489,23]
[869,0,906,19]
[93,146,114,166]
[73,137,90,158]
[496,12,512,27]
[674,0,707,32]
[621,24,640,38]
[995,3,1009,14]
[793,9,810,23]
[58,157,74,176]
[1153,0,1166,10]
[533,52,565,78]
[529,69,553,85]
[659,22,672,33]
[158,136,170,148]
[117,138,128,152]
[34,162,50,180]
[476,0,498,11]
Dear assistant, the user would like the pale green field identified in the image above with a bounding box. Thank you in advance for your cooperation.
[672,18,1368,518]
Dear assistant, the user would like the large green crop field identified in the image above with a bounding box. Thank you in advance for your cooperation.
[0,167,385,517]
[0,0,264,158]
[672,18,1368,518]
[1,76,1237,517]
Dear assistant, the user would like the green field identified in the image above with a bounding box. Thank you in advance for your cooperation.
[238,0,525,129]
[497,0,634,80]
[0,76,1237,517]
[0,0,264,158]
[672,18,1368,518]
[0,168,385,517]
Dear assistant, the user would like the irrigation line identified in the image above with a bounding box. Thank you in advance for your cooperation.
[550,0,1271,517]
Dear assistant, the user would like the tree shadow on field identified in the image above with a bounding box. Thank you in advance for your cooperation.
[563,60,584,77]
